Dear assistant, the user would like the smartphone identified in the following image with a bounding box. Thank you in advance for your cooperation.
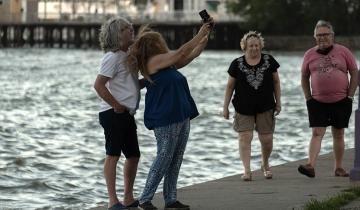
[199,9,210,22]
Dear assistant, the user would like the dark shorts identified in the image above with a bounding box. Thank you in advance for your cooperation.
[99,109,140,158]
[306,97,352,129]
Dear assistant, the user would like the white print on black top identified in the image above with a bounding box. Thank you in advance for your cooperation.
[238,55,270,90]
[237,54,270,90]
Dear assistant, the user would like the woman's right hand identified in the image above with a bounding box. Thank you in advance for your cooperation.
[198,20,213,36]
[114,103,127,113]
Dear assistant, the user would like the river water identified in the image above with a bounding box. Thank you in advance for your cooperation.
[0,49,358,209]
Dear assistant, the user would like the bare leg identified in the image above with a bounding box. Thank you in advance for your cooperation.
[308,127,326,167]
[331,127,345,169]
[258,133,273,169]
[104,155,120,208]
[238,131,253,174]
[123,157,139,206]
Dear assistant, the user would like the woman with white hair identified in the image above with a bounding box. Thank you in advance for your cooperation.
[94,17,141,210]
[223,31,282,181]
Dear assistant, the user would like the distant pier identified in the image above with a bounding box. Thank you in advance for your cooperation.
[1,22,360,50]
[0,23,100,48]
[0,22,245,50]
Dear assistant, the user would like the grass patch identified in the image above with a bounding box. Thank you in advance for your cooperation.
[303,186,360,210]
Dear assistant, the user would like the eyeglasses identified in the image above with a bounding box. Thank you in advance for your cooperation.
[315,33,332,38]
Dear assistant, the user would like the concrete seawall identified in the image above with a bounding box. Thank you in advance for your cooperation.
[89,148,359,210]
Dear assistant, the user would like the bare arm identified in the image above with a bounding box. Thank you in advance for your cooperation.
[273,71,281,116]
[175,35,209,69]
[94,75,127,113]
[147,23,212,74]
[223,76,236,119]
[301,74,312,100]
[348,68,358,98]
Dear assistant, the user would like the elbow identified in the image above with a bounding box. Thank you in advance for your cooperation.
[94,81,101,94]
[227,84,235,91]
[273,79,280,86]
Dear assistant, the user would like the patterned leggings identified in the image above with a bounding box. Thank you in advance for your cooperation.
[139,118,190,205]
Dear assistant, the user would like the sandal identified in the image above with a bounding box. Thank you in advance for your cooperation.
[298,164,315,178]
[335,168,349,177]
[261,165,273,179]
[241,172,252,181]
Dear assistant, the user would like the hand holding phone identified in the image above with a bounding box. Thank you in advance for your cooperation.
[199,9,213,27]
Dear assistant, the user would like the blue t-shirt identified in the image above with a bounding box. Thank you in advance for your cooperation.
[144,66,199,130]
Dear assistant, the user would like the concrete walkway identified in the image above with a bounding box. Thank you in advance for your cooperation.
[89,149,360,210]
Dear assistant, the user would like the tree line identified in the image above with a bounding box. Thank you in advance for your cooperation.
[226,0,360,35]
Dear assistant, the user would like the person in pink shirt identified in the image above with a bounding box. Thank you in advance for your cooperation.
[298,20,358,178]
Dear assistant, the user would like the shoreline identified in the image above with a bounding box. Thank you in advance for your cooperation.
[88,148,359,210]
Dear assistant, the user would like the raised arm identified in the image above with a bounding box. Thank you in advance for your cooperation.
[223,76,236,119]
[175,19,214,69]
[175,35,209,69]
[147,23,212,74]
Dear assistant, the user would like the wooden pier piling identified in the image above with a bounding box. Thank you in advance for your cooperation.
[0,22,246,50]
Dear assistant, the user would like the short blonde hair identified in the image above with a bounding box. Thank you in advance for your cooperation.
[99,17,131,52]
[240,31,265,51]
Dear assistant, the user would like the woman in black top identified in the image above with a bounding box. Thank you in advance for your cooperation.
[223,31,281,181]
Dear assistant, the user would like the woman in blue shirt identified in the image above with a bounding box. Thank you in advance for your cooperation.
[127,21,212,210]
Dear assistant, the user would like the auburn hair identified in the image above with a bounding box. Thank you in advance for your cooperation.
[128,27,168,82]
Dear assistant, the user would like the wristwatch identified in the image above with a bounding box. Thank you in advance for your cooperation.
[348,96,354,101]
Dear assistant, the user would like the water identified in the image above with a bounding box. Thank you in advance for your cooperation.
[0,49,358,209]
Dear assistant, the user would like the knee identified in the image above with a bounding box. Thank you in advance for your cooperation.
[239,131,253,142]
[333,130,344,140]
[332,127,345,139]
[259,133,273,143]
[106,155,120,163]
[312,129,325,139]
[261,139,273,148]
[127,156,140,164]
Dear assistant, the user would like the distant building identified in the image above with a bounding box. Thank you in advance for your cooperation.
[0,0,22,23]
[140,0,240,22]
[0,0,239,23]
[23,0,38,22]
[0,0,38,23]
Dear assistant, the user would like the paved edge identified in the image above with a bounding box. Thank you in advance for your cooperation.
[88,148,360,210]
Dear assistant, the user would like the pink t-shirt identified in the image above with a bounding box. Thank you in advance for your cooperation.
[301,44,358,103]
